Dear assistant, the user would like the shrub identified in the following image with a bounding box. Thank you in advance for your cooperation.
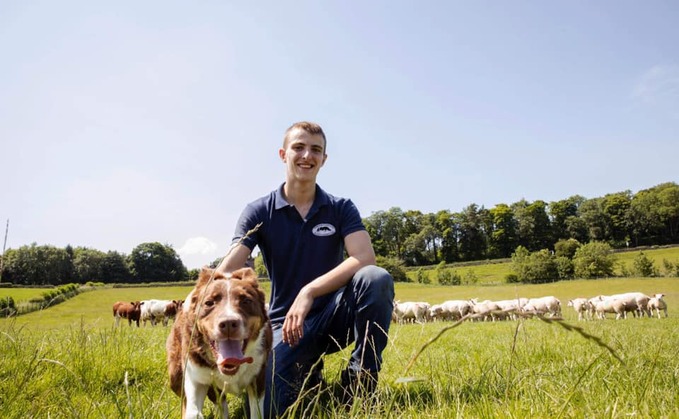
[505,273,520,283]
[415,268,430,284]
[554,238,581,259]
[463,269,478,285]
[573,241,615,279]
[376,256,408,282]
[633,252,658,277]
[438,269,461,286]
[555,256,574,279]
[0,296,16,317]
[511,247,558,283]
[662,259,679,277]
[434,261,460,285]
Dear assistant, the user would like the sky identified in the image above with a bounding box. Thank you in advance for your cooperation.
[1,1,677,270]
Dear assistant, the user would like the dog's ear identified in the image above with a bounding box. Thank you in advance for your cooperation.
[195,266,216,288]
[230,267,258,282]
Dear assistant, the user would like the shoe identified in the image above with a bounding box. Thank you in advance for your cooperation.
[339,368,378,406]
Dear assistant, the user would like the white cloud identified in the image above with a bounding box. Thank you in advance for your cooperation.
[177,236,218,256]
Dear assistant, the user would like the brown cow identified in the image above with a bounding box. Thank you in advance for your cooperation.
[163,299,183,325]
[113,301,143,327]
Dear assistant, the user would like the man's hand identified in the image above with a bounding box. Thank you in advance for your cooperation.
[282,287,314,347]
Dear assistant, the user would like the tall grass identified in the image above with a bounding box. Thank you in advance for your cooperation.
[1,277,678,418]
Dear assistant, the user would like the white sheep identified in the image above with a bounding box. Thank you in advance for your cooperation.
[493,298,528,320]
[439,299,474,321]
[522,296,561,317]
[567,298,593,321]
[648,293,668,319]
[593,298,627,320]
[608,292,651,318]
[393,301,431,324]
[469,299,501,321]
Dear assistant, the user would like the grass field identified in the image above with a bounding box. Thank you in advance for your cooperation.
[0,287,53,301]
[1,276,677,418]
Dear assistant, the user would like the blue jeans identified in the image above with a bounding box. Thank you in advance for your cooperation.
[263,265,394,418]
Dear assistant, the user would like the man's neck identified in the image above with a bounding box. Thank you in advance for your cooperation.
[283,180,316,207]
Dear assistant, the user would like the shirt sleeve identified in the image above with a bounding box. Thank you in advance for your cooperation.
[339,198,366,238]
[231,202,263,251]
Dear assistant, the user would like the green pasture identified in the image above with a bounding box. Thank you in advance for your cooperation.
[1,278,677,418]
[406,245,679,285]
[614,246,679,274]
[0,287,53,301]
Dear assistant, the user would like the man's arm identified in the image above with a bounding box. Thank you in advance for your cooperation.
[216,243,252,274]
[282,229,376,346]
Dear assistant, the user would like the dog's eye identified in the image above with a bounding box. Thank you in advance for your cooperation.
[241,297,253,306]
[204,300,215,307]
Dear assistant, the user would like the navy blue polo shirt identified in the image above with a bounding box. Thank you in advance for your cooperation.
[232,183,366,324]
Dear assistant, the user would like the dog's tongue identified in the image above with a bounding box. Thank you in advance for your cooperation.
[217,340,253,367]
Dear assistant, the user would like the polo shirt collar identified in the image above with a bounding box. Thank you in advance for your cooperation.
[274,183,330,212]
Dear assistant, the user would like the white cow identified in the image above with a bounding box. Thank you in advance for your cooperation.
[140,299,175,326]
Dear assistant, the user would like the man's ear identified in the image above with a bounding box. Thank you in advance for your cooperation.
[279,148,286,162]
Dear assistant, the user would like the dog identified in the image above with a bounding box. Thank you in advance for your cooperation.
[166,267,272,418]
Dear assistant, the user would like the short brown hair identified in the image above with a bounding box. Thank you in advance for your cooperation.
[283,121,327,151]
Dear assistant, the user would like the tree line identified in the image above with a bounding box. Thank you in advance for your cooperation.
[364,182,678,266]
[0,242,187,285]
[0,181,677,286]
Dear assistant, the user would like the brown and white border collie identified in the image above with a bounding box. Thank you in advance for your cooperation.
[166,267,272,419]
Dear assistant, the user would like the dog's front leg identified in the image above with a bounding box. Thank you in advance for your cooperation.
[246,384,264,419]
[183,377,208,419]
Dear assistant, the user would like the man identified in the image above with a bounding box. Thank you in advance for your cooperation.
[218,121,394,417]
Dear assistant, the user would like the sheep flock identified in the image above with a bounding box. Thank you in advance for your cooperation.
[393,292,668,324]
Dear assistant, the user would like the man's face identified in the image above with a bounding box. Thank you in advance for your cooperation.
[280,128,327,182]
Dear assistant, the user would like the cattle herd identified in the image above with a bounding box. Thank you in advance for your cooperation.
[392,292,668,324]
[112,299,183,327]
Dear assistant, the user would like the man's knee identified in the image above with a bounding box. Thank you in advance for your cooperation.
[354,265,395,299]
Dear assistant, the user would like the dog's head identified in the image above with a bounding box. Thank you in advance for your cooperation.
[189,266,268,375]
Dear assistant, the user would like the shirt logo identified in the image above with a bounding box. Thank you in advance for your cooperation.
[312,223,336,237]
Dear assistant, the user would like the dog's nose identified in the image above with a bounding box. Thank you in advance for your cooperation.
[218,318,242,335]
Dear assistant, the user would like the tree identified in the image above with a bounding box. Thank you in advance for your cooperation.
[456,204,487,261]
[128,242,187,282]
[488,203,518,258]
[364,207,406,259]
[579,198,607,242]
[549,195,585,240]
[72,247,107,282]
[512,199,552,251]
[0,244,72,285]
[434,210,459,263]
[101,251,132,283]
[573,241,615,279]
[602,191,632,246]
[631,182,679,245]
